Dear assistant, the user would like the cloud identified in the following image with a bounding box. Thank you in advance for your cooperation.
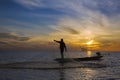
[63,27,79,34]
[0,32,32,51]
[13,0,120,35]
[13,0,120,38]
[0,32,30,41]
[13,0,120,15]
[81,0,120,15]
[0,27,10,33]
[51,23,80,35]
[13,0,95,17]
[13,0,44,8]
[4,0,120,51]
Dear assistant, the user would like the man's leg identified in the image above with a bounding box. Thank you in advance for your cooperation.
[60,49,64,60]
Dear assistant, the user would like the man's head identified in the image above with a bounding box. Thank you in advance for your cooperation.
[61,38,63,42]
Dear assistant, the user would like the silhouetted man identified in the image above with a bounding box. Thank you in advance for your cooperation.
[54,39,67,60]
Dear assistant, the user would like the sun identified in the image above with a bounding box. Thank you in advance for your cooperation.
[86,40,93,45]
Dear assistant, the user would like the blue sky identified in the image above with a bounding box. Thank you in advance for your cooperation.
[0,0,120,51]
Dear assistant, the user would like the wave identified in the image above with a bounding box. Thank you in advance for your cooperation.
[0,61,107,70]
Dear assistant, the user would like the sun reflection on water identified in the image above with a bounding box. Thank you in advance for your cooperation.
[83,68,97,80]
[87,51,92,57]
[66,68,97,80]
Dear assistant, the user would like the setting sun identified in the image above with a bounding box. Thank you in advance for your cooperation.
[86,40,94,45]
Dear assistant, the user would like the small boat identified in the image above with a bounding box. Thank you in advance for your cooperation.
[55,56,103,63]
[74,55,103,61]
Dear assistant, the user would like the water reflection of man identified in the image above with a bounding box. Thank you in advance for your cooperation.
[54,39,67,60]
[59,68,65,80]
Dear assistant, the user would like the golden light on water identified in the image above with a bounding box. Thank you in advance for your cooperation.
[87,51,92,57]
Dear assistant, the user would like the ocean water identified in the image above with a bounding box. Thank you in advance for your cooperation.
[0,51,120,80]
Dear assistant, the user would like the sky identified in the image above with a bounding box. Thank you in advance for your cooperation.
[0,0,120,51]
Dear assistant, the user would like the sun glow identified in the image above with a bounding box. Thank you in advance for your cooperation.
[86,40,94,45]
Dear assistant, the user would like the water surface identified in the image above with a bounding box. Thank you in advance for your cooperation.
[0,51,120,80]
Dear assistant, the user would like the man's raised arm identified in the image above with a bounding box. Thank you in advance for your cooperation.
[54,40,60,43]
